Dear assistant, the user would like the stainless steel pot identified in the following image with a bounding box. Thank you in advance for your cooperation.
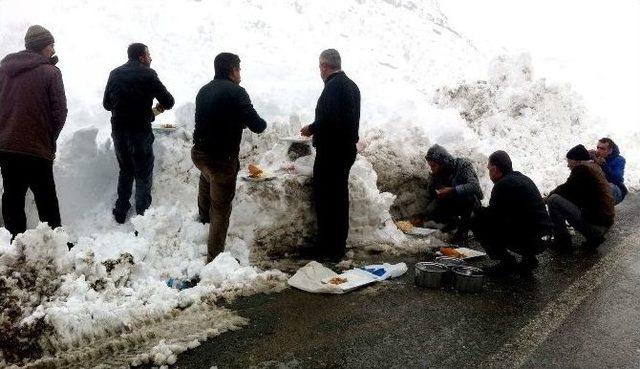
[414,262,448,288]
[434,256,465,268]
[452,265,484,293]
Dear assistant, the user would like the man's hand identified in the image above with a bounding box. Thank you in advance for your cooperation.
[300,125,313,137]
[436,187,455,199]
[594,156,606,165]
[154,103,166,114]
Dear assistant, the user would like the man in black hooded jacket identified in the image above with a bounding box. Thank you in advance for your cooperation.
[103,43,174,223]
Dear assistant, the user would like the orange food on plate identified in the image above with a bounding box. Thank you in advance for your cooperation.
[328,276,348,285]
[248,164,263,178]
[440,247,465,259]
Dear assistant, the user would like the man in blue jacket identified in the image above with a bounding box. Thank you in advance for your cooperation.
[301,49,360,262]
[592,137,627,204]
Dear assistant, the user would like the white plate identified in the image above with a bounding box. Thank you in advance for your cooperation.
[436,247,487,260]
[241,174,276,182]
[280,136,312,144]
[405,227,438,237]
[152,124,179,132]
[321,269,378,292]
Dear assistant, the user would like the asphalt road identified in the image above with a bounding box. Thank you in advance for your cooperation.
[173,194,639,369]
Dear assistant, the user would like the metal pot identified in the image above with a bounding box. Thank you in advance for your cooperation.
[452,265,484,293]
[434,256,465,285]
[414,262,448,288]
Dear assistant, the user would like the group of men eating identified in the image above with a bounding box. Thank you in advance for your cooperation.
[423,139,626,275]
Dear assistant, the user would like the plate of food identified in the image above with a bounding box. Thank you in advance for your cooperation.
[152,123,179,132]
[241,163,276,182]
[280,136,312,144]
[436,247,486,260]
[321,269,378,292]
[395,220,438,237]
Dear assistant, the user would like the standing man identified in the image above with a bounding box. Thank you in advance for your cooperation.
[0,25,67,237]
[547,144,614,250]
[301,49,360,262]
[192,52,266,263]
[472,151,553,275]
[103,43,174,223]
[592,137,627,204]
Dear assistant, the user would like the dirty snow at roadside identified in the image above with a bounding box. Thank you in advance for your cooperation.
[0,0,637,367]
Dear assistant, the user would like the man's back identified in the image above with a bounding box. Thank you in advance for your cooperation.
[0,50,66,160]
[193,77,266,161]
[490,171,551,236]
[103,60,174,132]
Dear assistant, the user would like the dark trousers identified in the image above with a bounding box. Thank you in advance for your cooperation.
[112,130,155,217]
[313,146,357,257]
[192,148,238,262]
[471,207,547,261]
[547,194,608,241]
[0,152,61,237]
[425,195,478,231]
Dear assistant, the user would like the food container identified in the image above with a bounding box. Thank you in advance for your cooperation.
[452,265,484,293]
[414,262,448,288]
[434,256,465,284]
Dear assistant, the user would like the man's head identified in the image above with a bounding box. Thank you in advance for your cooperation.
[487,150,513,183]
[128,43,151,67]
[214,52,241,84]
[319,49,341,81]
[25,25,55,58]
[596,137,617,159]
[566,144,591,169]
[425,144,454,175]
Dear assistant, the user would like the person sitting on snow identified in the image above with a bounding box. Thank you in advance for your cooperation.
[546,144,614,250]
[423,144,482,241]
[590,137,627,205]
[471,151,553,275]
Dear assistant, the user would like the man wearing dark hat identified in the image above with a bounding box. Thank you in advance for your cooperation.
[546,144,614,250]
[472,151,553,274]
[423,144,483,241]
[103,43,174,223]
[0,25,67,237]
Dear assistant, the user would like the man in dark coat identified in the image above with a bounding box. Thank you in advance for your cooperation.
[103,43,174,223]
[592,137,627,204]
[192,52,266,263]
[547,144,614,250]
[424,144,483,240]
[301,49,360,262]
[0,25,67,237]
[472,151,553,274]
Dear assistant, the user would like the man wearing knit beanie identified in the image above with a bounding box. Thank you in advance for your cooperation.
[546,144,615,250]
[0,25,67,238]
[472,150,552,275]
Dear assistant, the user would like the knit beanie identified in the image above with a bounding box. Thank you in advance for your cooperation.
[25,25,54,52]
[488,150,513,174]
[566,144,591,161]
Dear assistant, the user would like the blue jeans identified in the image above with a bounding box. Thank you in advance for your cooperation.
[610,183,623,205]
[112,130,155,217]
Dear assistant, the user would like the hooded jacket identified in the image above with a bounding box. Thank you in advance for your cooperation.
[425,144,483,203]
[602,145,627,200]
[0,50,67,161]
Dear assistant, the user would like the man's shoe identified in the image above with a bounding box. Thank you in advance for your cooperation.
[582,234,605,250]
[112,209,126,224]
[483,255,518,276]
[518,255,539,270]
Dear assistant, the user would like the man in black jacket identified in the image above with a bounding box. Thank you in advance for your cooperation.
[471,151,553,274]
[192,52,266,263]
[103,43,174,223]
[301,49,360,261]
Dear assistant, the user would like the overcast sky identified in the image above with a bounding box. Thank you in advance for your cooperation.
[440,0,640,133]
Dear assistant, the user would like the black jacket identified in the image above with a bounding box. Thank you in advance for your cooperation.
[193,76,266,161]
[103,60,175,132]
[487,171,552,238]
[309,71,360,151]
[550,162,614,227]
